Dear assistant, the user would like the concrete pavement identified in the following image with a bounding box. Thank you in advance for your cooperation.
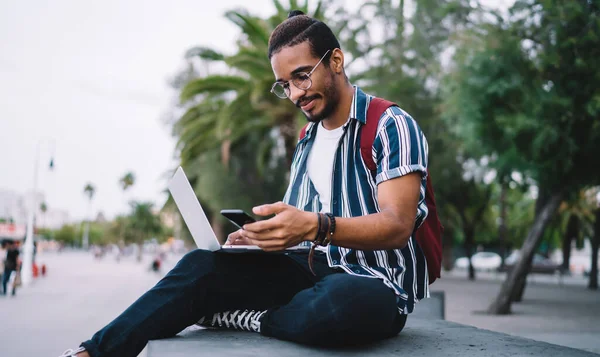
[431,271,600,354]
[0,250,598,356]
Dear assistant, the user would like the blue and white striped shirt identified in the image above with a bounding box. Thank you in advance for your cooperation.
[284,86,429,313]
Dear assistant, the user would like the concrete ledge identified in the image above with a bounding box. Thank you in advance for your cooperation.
[148,318,599,357]
[411,291,445,320]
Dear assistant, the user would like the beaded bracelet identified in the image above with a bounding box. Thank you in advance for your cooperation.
[324,213,336,245]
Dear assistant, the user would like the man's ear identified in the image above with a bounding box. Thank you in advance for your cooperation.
[330,48,345,74]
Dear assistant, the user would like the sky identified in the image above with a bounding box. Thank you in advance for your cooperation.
[0,0,515,223]
[0,0,340,221]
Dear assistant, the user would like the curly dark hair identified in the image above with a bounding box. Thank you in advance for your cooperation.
[268,10,340,63]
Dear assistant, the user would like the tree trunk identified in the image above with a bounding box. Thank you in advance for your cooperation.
[561,214,578,273]
[589,208,600,290]
[511,186,552,302]
[487,191,563,315]
[442,226,454,271]
[498,181,508,267]
[511,274,528,302]
[464,226,476,281]
[137,242,143,262]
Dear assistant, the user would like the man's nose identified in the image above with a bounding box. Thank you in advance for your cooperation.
[288,85,306,105]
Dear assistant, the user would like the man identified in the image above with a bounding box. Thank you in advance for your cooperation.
[60,11,429,357]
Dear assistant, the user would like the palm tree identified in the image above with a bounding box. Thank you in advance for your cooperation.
[119,172,136,192]
[171,1,327,241]
[39,202,48,229]
[82,183,96,249]
[557,189,597,274]
[119,172,136,241]
[127,201,163,261]
[175,0,327,170]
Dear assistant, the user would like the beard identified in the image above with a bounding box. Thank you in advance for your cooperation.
[297,73,339,123]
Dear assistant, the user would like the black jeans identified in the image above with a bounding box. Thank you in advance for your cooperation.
[81,249,407,357]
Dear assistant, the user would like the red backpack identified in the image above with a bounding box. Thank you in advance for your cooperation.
[299,98,443,284]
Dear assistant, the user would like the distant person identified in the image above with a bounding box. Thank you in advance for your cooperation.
[60,11,434,357]
[0,241,7,287]
[2,240,20,296]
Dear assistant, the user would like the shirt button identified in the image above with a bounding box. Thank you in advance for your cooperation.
[333,200,337,205]
[355,270,361,273]
[332,260,338,264]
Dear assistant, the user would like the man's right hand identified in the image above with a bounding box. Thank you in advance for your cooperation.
[224,229,253,245]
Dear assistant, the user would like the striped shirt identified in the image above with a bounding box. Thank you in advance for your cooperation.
[283,86,429,313]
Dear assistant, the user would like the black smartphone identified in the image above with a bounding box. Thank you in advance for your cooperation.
[220,209,257,230]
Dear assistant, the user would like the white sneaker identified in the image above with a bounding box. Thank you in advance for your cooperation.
[58,347,86,357]
[197,309,266,333]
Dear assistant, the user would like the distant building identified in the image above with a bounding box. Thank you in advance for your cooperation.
[0,188,70,230]
[0,223,26,240]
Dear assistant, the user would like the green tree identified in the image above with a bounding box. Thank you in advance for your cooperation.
[54,224,78,246]
[119,172,136,192]
[82,183,96,249]
[333,0,490,275]
[445,0,600,314]
[39,201,48,228]
[557,189,597,273]
[169,0,328,240]
[118,171,136,240]
[176,0,326,169]
[126,201,163,261]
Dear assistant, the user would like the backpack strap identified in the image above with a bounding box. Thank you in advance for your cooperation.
[364,97,444,284]
[299,123,309,141]
[362,98,397,171]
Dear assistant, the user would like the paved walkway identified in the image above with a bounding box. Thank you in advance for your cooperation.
[431,271,600,354]
[0,251,597,356]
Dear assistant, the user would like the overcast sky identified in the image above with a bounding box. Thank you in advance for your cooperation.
[0,0,338,221]
[1,0,514,223]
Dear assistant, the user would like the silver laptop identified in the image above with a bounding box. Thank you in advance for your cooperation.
[168,166,308,253]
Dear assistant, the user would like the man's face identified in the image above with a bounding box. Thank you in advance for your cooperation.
[271,41,339,123]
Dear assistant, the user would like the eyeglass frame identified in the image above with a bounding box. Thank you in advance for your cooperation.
[270,49,332,99]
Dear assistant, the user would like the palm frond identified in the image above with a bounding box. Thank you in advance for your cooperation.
[272,0,287,16]
[225,48,271,78]
[225,10,270,48]
[185,47,225,62]
[180,75,248,102]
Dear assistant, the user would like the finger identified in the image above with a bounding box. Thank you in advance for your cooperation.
[243,219,280,233]
[241,229,267,241]
[253,201,288,216]
[248,238,287,252]
[225,229,242,244]
[228,236,253,246]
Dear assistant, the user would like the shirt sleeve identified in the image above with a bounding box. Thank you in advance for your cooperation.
[372,106,428,185]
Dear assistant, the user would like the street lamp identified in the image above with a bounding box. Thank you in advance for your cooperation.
[21,139,55,286]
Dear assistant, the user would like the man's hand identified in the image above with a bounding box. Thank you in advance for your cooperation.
[224,229,253,245]
[240,202,317,252]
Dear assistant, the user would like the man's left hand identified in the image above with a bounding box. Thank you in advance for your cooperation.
[240,202,316,252]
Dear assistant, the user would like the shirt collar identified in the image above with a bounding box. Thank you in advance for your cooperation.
[299,85,368,143]
[350,85,368,124]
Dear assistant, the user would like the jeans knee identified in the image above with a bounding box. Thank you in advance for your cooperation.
[319,275,397,328]
[181,248,213,263]
[174,249,216,277]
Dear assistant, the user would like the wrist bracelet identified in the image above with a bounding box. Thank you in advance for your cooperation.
[324,213,336,245]
[313,213,322,243]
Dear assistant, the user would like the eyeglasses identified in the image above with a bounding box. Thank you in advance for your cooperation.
[270,50,331,99]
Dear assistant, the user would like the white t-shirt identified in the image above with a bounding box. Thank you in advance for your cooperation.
[307,122,344,213]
